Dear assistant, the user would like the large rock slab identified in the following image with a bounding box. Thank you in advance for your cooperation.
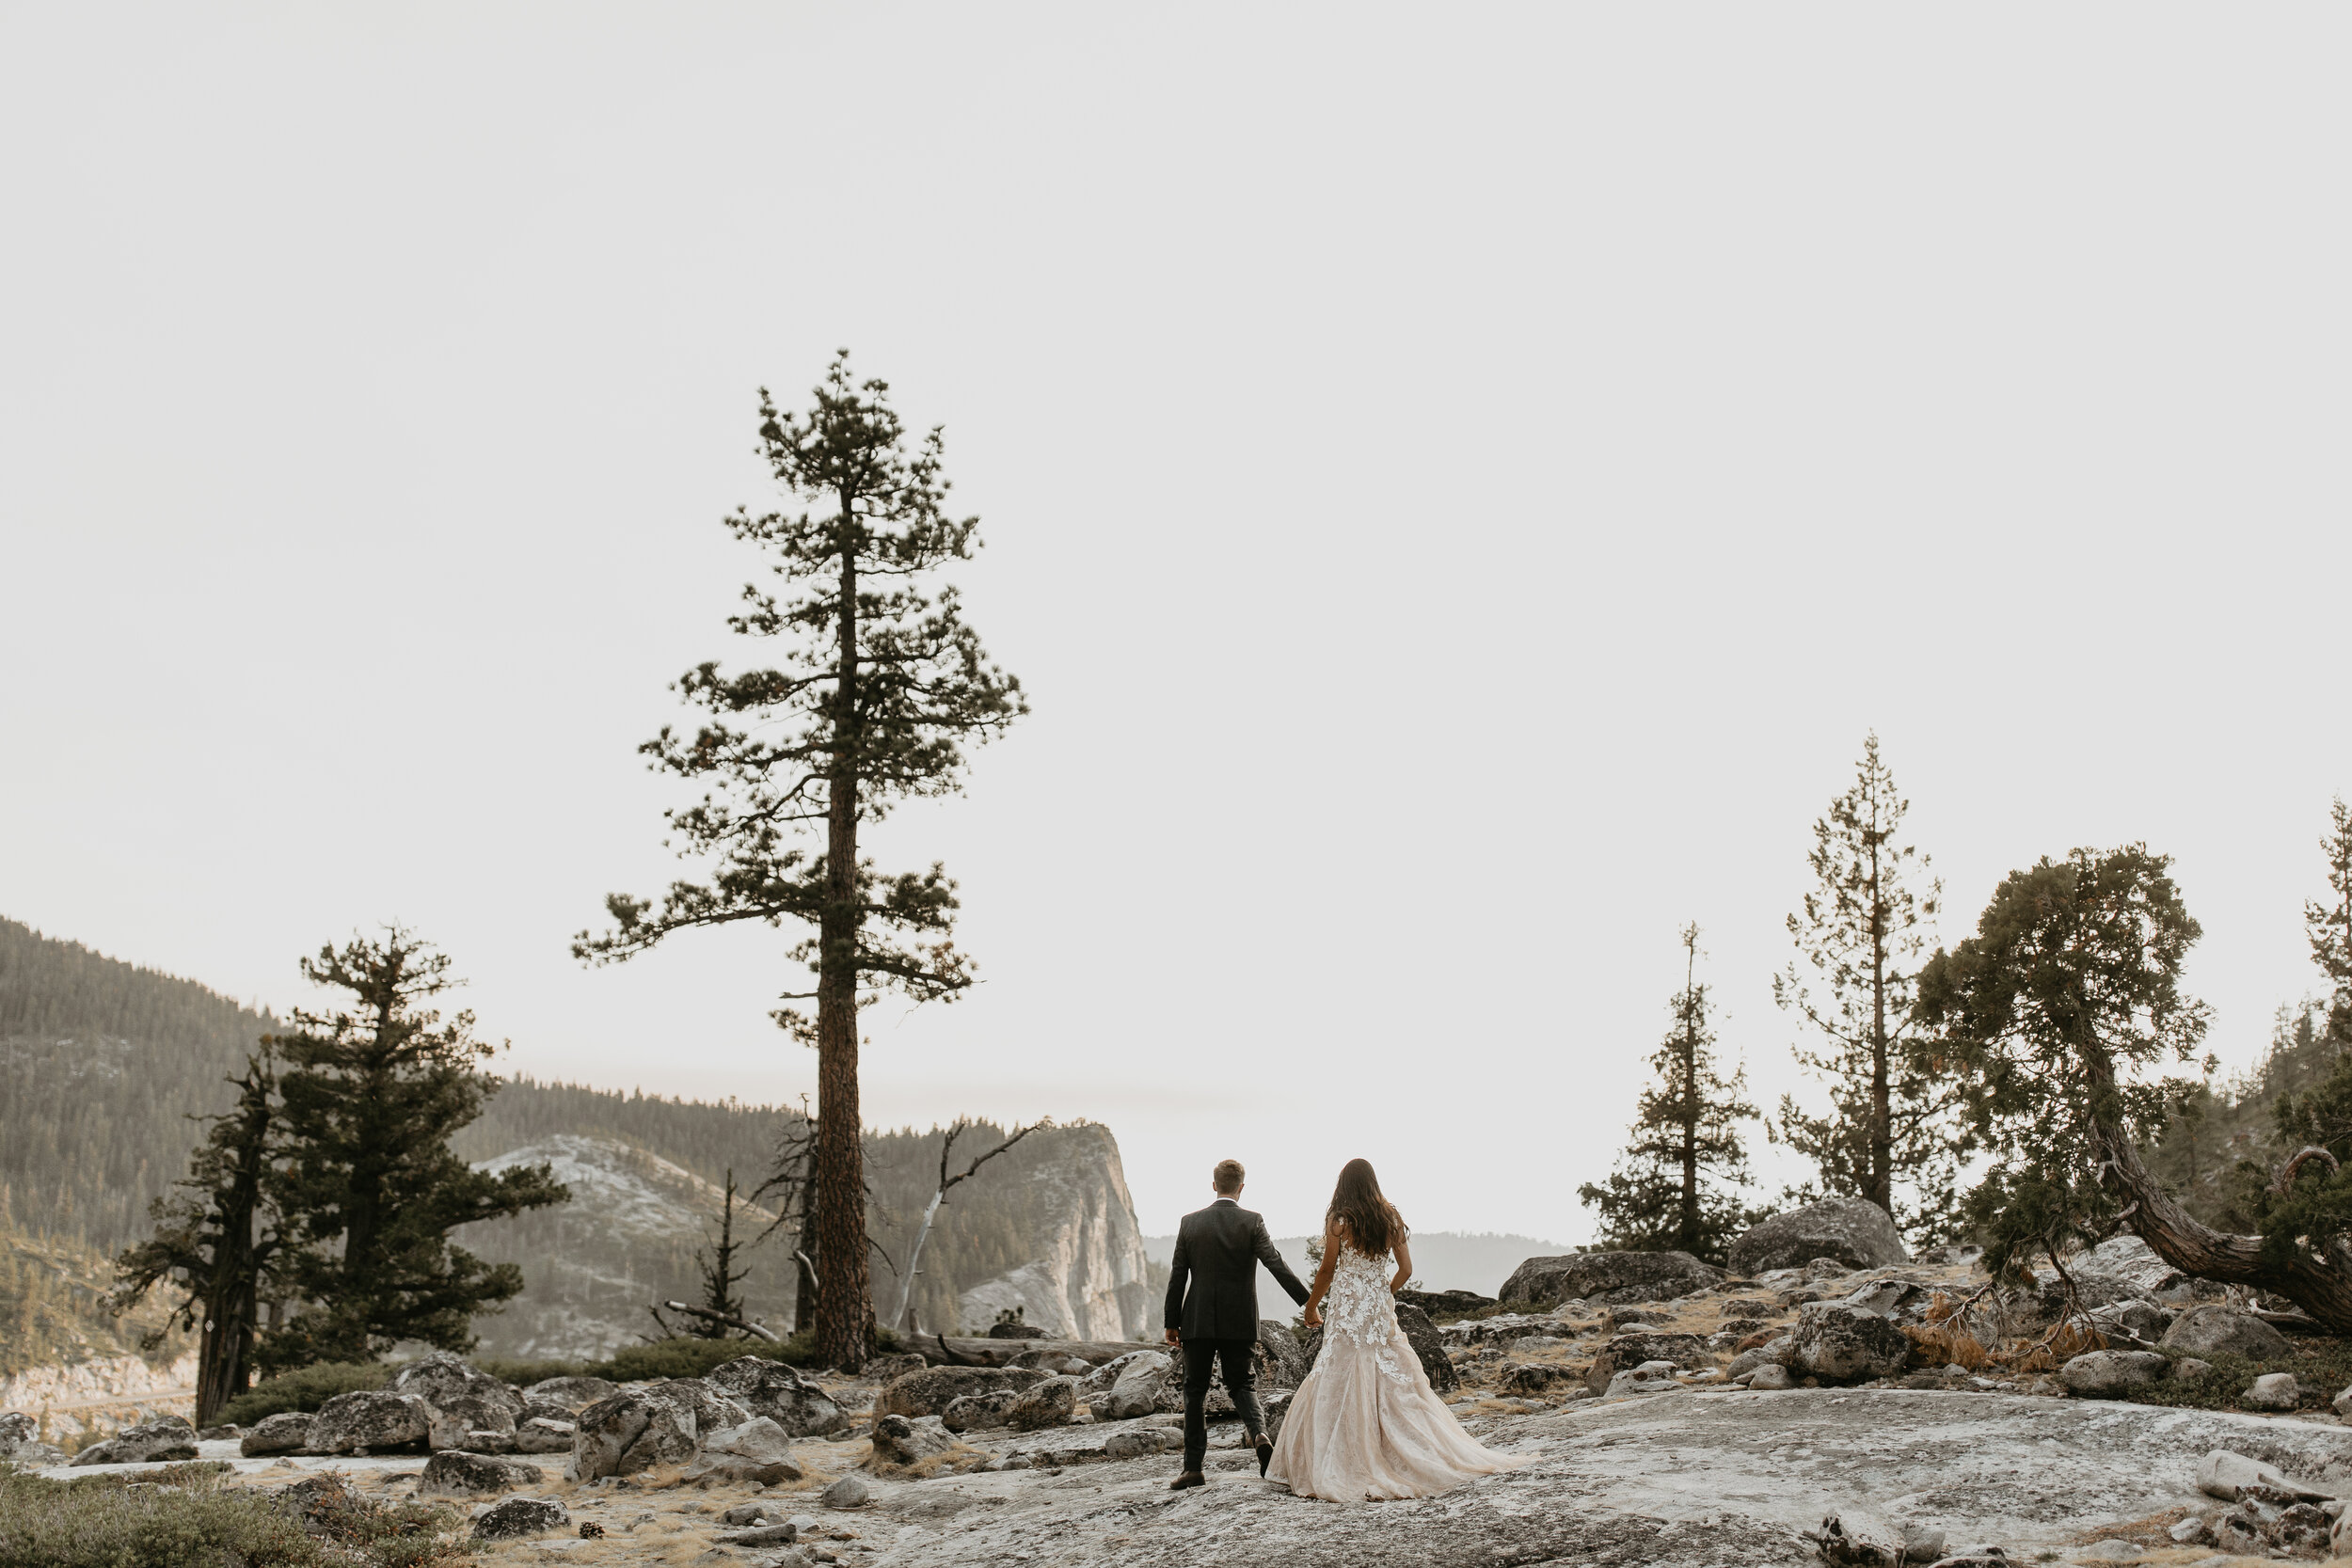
[854,1390,2352,1568]
[704,1355,847,1436]
[568,1378,751,1480]
[2161,1304,2294,1361]
[1728,1197,1909,1276]
[876,1365,1048,1418]
[1499,1250,1723,1307]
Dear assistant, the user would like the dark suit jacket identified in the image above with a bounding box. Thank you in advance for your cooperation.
[1164,1197,1311,1340]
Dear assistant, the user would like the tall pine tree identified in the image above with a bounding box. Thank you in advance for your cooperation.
[1770,735,1971,1241]
[263,931,567,1370]
[1579,925,1760,1265]
[580,354,1025,1368]
[113,1051,288,1424]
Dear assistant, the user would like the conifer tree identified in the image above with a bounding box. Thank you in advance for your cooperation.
[692,1170,751,1338]
[579,353,1026,1368]
[262,931,568,1370]
[1770,735,1970,1240]
[112,1051,290,1424]
[2311,797,2352,1058]
[1579,926,1760,1264]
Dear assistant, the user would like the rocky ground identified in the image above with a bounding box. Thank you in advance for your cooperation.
[24,1205,2352,1567]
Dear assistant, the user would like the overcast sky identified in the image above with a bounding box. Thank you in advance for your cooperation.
[4,6,2347,1248]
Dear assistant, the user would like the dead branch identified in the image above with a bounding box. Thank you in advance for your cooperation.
[2274,1145,2342,1196]
[660,1300,781,1342]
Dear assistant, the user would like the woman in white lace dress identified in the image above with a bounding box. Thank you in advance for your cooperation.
[1266,1159,1528,1500]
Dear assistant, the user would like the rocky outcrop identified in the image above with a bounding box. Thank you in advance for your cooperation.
[389,1350,524,1450]
[1727,1197,1908,1276]
[952,1124,1155,1340]
[704,1354,845,1435]
[1499,1250,1722,1307]
[1583,1332,1709,1393]
[568,1379,751,1481]
[67,1416,197,1465]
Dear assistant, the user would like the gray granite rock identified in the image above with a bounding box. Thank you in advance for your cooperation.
[2161,1305,2294,1361]
[417,1449,545,1497]
[873,1365,1047,1418]
[1790,1302,1912,1383]
[704,1355,846,1436]
[1727,1197,1909,1276]
[1499,1250,1724,1307]
[471,1496,567,1540]
[307,1392,431,1455]
[239,1410,316,1457]
[68,1417,199,1466]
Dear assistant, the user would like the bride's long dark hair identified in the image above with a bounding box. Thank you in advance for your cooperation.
[1326,1158,1406,1258]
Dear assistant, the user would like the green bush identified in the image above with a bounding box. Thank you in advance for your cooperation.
[0,1465,468,1568]
[217,1362,391,1429]
[605,1336,778,1381]
[2126,1341,2352,1412]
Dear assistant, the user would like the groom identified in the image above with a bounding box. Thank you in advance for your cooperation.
[1163,1158,1311,1490]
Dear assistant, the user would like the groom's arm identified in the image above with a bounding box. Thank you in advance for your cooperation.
[1250,1214,1311,1307]
[1163,1226,1191,1340]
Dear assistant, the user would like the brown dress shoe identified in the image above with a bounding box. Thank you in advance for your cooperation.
[1169,1471,1205,1491]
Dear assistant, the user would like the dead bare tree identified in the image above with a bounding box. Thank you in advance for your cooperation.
[894,1118,1050,1333]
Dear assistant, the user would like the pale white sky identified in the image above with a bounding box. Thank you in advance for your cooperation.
[3,6,2347,1246]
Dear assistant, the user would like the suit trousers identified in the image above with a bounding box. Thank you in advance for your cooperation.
[1180,1337,1263,1472]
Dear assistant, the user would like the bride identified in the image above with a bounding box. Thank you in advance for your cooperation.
[1267,1158,1528,1500]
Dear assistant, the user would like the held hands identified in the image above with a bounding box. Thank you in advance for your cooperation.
[1301,1303,1323,1328]
[1165,1327,1181,1347]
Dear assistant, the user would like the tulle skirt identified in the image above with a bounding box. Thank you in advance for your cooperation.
[1266,1324,1527,1501]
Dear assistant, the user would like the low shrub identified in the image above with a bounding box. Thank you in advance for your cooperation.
[0,1465,468,1568]
[217,1362,391,1428]
[1426,1298,1554,1326]
[2126,1340,2352,1413]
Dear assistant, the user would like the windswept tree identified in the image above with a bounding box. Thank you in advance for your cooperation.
[264,931,568,1369]
[1915,847,2233,1295]
[1579,925,1760,1264]
[1770,735,1970,1240]
[579,353,1026,1368]
[112,1051,291,1424]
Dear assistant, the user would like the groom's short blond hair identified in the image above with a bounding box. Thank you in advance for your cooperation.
[1213,1159,1245,1194]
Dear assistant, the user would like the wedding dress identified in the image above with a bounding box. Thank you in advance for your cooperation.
[1266,1243,1527,1500]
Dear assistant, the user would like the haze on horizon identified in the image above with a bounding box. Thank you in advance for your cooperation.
[4,6,2347,1248]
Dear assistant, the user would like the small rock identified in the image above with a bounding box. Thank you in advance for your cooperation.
[1746,1364,1794,1390]
[946,1390,1023,1432]
[2058,1350,2169,1399]
[2167,1514,2212,1544]
[722,1502,785,1527]
[1101,1427,1181,1460]
[2171,1357,2213,1380]
[822,1475,870,1509]
[194,1424,240,1441]
[472,1496,569,1540]
[715,1524,803,1546]
[869,1413,954,1465]
[2244,1371,2300,1410]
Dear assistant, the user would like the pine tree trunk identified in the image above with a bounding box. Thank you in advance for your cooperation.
[1868,838,1893,1214]
[811,519,871,1370]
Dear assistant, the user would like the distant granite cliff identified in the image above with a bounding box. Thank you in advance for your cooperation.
[947,1122,1152,1340]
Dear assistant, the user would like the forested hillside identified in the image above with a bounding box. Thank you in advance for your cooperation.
[1,917,1150,1359]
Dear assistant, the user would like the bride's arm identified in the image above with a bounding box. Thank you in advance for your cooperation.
[1390,1235,1413,1295]
[1300,1221,1342,1327]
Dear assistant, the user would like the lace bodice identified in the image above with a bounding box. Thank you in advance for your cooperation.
[1324,1245,1413,1386]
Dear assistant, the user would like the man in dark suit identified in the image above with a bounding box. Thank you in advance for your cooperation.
[1162,1157,1311,1489]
